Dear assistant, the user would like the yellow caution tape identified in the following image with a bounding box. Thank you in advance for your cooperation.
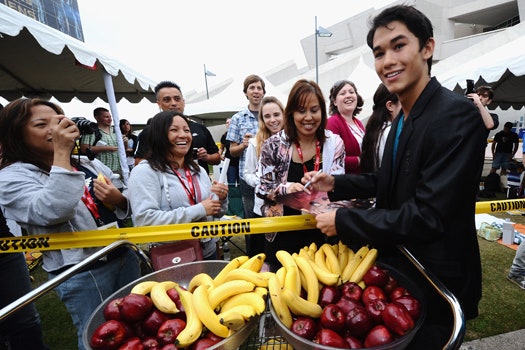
[0,199,521,254]
[0,215,317,253]
[475,198,525,214]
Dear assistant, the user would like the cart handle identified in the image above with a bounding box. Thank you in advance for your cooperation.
[397,245,466,350]
[0,240,152,322]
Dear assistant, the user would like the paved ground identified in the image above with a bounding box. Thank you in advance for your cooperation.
[460,329,525,350]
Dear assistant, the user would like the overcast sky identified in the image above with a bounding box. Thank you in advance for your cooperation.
[76,0,397,94]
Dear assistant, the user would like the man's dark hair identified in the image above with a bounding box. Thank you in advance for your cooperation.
[93,107,109,118]
[476,85,494,100]
[367,5,434,74]
[154,81,182,98]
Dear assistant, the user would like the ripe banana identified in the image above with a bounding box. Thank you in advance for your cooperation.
[276,250,301,295]
[341,245,369,283]
[321,243,341,275]
[218,310,246,331]
[306,258,340,286]
[207,280,255,310]
[276,266,286,287]
[350,248,378,283]
[173,285,203,348]
[150,281,179,314]
[188,272,215,292]
[268,274,293,328]
[255,286,268,300]
[192,285,230,338]
[293,255,319,304]
[239,253,266,272]
[314,248,330,273]
[338,243,352,270]
[213,255,249,285]
[220,291,267,314]
[281,288,322,318]
[218,304,256,321]
[258,337,294,350]
[283,264,301,296]
[130,280,158,295]
[223,268,268,288]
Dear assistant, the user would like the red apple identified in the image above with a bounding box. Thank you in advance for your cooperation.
[90,319,128,349]
[383,275,399,295]
[119,293,154,323]
[362,265,389,287]
[166,288,184,312]
[319,285,341,307]
[364,324,394,347]
[118,337,144,350]
[142,336,160,349]
[389,286,411,301]
[382,302,415,336]
[314,328,349,348]
[142,309,170,336]
[335,297,362,314]
[394,295,421,320]
[160,344,178,350]
[344,334,364,349]
[291,316,318,340]
[204,330,224,342]
[345,305,374,337]
[156,318,186,345]
[340,282,363,302]
[362,285,387,306]
[366,297,387,324]
[190,337,221,350]
[104,297,123,321]
[320,304,346,332]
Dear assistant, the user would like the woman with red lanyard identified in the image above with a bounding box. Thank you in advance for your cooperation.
[327,80,366,174]
[128,111,228,260]
[0,98,140,350]
[256,79,345,271]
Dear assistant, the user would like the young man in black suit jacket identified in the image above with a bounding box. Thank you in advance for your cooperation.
[304,5,486,349]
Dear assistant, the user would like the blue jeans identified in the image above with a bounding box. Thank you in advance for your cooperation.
[49,248,141,350]
[0,253,48,350]
[510,239,525,277]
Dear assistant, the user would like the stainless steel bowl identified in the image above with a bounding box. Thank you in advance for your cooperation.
[270,262,426,350]
[82,260,259,350]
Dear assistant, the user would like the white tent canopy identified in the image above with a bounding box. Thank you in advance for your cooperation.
[434,22,525,110]
[0,4,158,180]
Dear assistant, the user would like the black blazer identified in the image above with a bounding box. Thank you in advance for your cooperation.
[330,78,486,320]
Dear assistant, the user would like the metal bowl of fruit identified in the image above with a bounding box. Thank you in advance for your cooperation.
[83,260,262,350]
[269,262,426,350]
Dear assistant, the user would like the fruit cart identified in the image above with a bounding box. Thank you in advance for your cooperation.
[0,242,465,350]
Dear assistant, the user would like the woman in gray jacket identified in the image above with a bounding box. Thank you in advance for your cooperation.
[0,98,140,350]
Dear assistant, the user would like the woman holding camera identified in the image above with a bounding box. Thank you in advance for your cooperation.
[128,110,228,260]
[0,98,140,350]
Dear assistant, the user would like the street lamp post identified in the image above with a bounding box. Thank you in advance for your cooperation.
[204,64,216,99]
[315,16,333,84]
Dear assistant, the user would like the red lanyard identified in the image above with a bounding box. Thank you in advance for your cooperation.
[73,167,101,221]
[295,140,321,174]
[172,167,197,205]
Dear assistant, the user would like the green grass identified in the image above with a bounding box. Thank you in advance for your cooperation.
[27,230,523,348]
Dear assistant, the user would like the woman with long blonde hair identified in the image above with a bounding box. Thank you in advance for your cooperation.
[243,96,285,255]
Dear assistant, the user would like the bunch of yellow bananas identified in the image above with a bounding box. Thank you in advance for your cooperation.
[268,242,378,329]
[129,253,269,347]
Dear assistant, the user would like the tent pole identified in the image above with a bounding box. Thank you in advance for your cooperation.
[103,71,130,184]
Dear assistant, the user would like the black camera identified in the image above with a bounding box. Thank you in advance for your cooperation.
[71,117,98,134]
[192,148,199,159]
[465,79,475,95]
